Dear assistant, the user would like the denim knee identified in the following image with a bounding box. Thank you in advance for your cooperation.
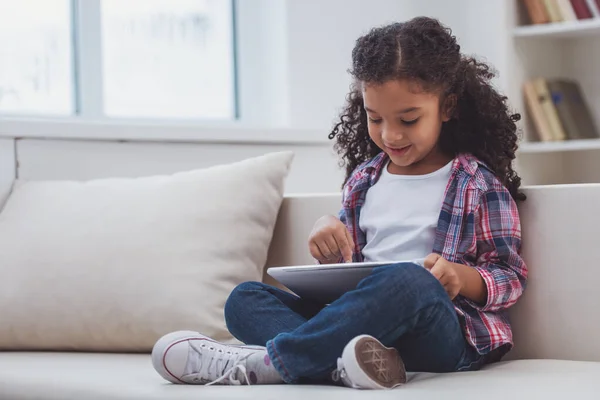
[366,262,448,302]
[224,281,264,334]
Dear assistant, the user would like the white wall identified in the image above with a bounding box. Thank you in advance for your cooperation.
[282,0,511,130]
[15,139,343,194]
[285,0,411,129]
[0,139,15,208]
[3,0,539,193]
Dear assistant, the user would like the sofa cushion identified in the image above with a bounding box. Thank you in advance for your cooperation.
[0,353,598,399]
[265,190,600,364]
[0,152,293,352]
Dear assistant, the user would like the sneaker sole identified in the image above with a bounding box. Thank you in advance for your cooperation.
[151,330,265,384]
[350,335,407,389]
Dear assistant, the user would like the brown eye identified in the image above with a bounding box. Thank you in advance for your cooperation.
[368,117,383,124]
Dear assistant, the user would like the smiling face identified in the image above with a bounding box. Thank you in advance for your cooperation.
[363,79,453,175]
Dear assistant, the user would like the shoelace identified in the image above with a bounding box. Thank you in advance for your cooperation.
[188,342,252,385]
[331,358,356,388]
[331,368,344,382]
[207,363,250,386]
[331,357,343,383]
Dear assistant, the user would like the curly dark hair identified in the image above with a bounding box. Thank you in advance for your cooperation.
[329,17,524,201]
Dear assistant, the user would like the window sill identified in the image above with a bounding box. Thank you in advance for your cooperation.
[0,117,331,146]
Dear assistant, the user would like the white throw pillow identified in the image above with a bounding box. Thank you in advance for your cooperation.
[0,152,293,352]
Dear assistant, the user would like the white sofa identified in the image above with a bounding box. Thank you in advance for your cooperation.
[1,185,600,399]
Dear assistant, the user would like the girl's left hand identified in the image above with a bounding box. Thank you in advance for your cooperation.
[423,253,462,299]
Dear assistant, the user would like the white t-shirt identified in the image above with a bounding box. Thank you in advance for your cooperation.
[359,160,453,263]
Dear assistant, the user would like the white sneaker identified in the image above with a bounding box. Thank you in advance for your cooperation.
[333,335,406,389]
[151,330,266,385]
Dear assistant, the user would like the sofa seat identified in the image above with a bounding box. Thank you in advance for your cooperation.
[0,353,598,400]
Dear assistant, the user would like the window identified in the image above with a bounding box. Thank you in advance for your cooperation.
[0,0,74,115]
[0,0,236,120]
[101,0,235,119]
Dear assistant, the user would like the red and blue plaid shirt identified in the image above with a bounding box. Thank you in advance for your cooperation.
[340,152,527,355]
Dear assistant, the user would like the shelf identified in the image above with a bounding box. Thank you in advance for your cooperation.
[519,138,600,154]
[513,18,600,39]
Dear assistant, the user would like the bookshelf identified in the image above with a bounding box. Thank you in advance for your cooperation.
[519,138,600,153]
[513,17,600,38]
[508,0,600,185]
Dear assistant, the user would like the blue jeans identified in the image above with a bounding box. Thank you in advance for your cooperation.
[225,263,488,383]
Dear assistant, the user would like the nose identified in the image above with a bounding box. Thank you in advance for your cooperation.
[381,126,404,144]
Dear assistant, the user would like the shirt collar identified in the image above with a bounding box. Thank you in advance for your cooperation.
[344,152,484,204]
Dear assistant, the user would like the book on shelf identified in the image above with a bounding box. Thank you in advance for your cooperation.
[523,78,599,142]
[557,0,579,20]
[586,0,600,17]
[522,0,596,24]
[533,78,567,140]
[524,0,551,24]
[544,0,564,22]
[570,0,594,19]
[523,81,554,141]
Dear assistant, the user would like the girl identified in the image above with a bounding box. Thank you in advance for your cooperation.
[151,16,527,390]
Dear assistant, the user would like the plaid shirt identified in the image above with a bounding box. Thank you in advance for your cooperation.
[340,152,527,355]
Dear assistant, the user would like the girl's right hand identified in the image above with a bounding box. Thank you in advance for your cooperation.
[308,215,354,264]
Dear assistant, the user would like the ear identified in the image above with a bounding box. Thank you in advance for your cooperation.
[442,94,457,122]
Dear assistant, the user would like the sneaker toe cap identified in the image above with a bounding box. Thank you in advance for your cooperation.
[152,336,192,384]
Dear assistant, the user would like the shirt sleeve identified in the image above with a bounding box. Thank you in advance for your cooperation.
[338,208,347,226]
[467,188,528,312]
[338,180,350,228]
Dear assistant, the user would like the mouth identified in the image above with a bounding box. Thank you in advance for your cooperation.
[385,144,411,156]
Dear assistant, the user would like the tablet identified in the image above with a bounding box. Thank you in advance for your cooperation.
[267,259,423,304]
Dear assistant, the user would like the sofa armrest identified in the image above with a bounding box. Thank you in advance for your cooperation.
[508,184,600,362]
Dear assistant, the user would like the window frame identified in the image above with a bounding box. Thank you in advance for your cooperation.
[0,0,310,144]
[72,0,104,118]
[1,0,239,122]
[74,0,238,121]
